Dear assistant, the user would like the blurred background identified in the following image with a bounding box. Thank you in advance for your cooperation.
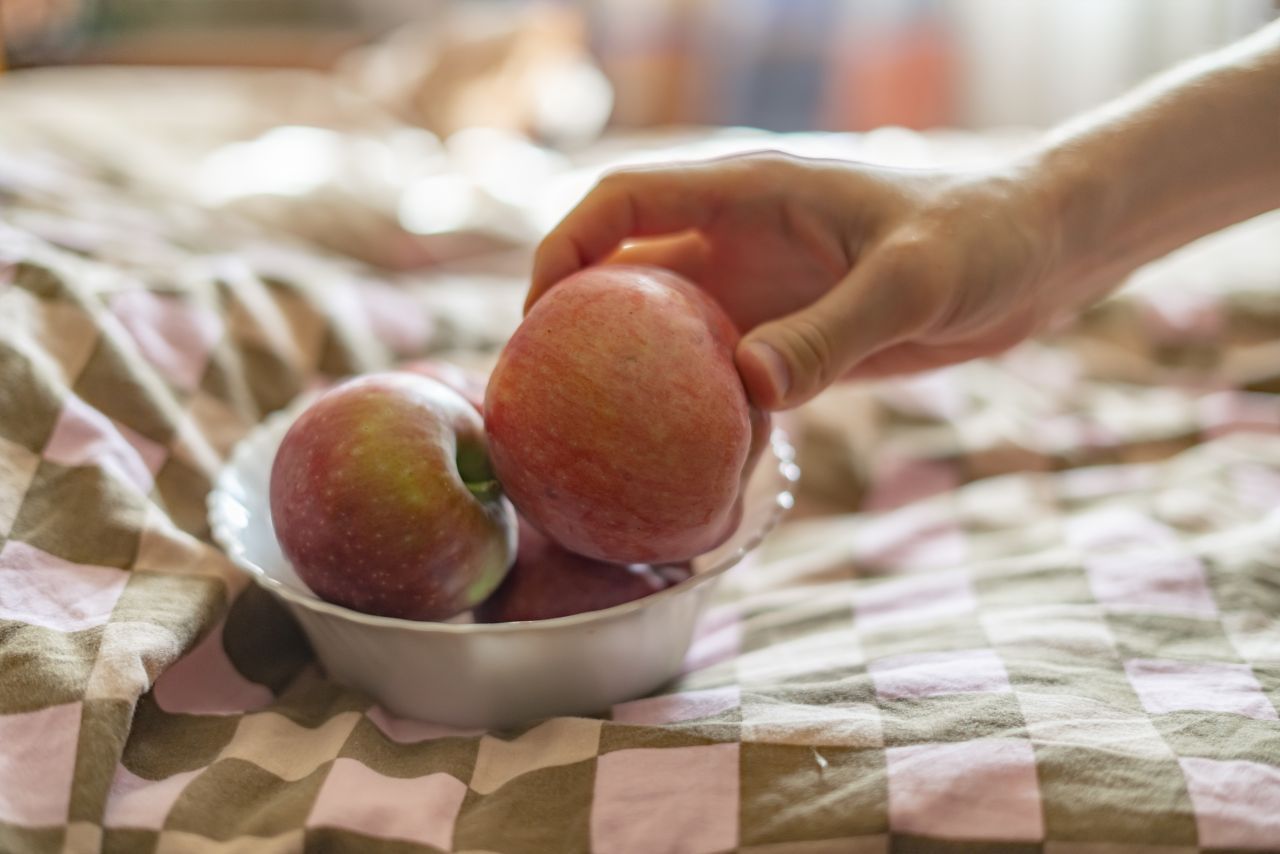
[4,0,1279,517]
[2,0,1278,279]
[4,0,1277,133]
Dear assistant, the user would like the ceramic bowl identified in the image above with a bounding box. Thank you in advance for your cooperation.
[208,398,798,728]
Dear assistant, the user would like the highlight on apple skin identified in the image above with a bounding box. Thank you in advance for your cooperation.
[269,372,516,621]
[484,264,771,565]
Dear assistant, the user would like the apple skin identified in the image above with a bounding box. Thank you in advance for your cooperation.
[270,372,516,621]
[474,517,692,623]
[399,359,486,413]
[484,265,771,564]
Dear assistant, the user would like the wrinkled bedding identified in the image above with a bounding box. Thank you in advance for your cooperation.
[1,69,1279,854]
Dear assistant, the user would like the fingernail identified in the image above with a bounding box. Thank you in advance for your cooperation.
[744,340,790,403]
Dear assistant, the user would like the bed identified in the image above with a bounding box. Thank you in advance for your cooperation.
[1,68,1278,853]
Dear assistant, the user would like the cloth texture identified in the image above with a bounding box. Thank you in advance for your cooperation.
[1,69,1279,854]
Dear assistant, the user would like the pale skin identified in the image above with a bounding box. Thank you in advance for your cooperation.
[527,20,1280,411]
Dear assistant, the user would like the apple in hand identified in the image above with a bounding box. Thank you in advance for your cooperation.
[474,516,691,623]
[270,372,515,620]
[485,265,771,564]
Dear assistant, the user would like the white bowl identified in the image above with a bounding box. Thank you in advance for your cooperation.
[208,398,798,728]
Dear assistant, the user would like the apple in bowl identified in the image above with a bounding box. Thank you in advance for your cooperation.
[269,372,516,621]
[398,359,487,413]
[475,516,692,623]
[485,265,770,565]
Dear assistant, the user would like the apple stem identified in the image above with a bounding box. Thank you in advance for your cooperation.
[467,479,502,501]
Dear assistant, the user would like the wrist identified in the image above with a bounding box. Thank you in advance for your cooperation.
[1015,21,1280,308]
[1021,144,1104,268]
[1013,138,1136,310]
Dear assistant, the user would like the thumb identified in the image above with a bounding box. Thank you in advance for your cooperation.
[735,258,927,409]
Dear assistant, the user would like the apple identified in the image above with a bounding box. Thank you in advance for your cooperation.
[485,265,771,564]
[270,372,516,620]
[399,359,487,413]
[474,516,692,622]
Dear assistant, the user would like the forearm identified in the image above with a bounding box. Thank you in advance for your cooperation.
[1026,20,1280,304]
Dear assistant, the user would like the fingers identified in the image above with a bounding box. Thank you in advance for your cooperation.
[735,247,935,410]
[605,231,712,284]
[527,166,720,313]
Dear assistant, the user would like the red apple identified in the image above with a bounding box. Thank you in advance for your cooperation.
[474,517,691,622]
[399,359,486,413]
[270,372,515,620]
[485,265,770,564]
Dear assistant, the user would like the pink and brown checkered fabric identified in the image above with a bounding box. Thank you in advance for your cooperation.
[2,76,1280,854]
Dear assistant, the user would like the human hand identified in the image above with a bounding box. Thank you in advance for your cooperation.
[527,152,1063,410]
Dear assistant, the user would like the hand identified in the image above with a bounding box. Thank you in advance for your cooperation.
[528,151,1061,410]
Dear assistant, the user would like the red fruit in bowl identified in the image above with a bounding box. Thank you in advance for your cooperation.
[485,265,771,564]
[270,372,515,620]
[474,517,691,623]
[399,359,486,413]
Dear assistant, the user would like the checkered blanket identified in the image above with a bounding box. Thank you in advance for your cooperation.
[3,73,1280,854]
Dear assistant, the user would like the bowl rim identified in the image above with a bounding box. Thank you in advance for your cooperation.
[208,394,798,635]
